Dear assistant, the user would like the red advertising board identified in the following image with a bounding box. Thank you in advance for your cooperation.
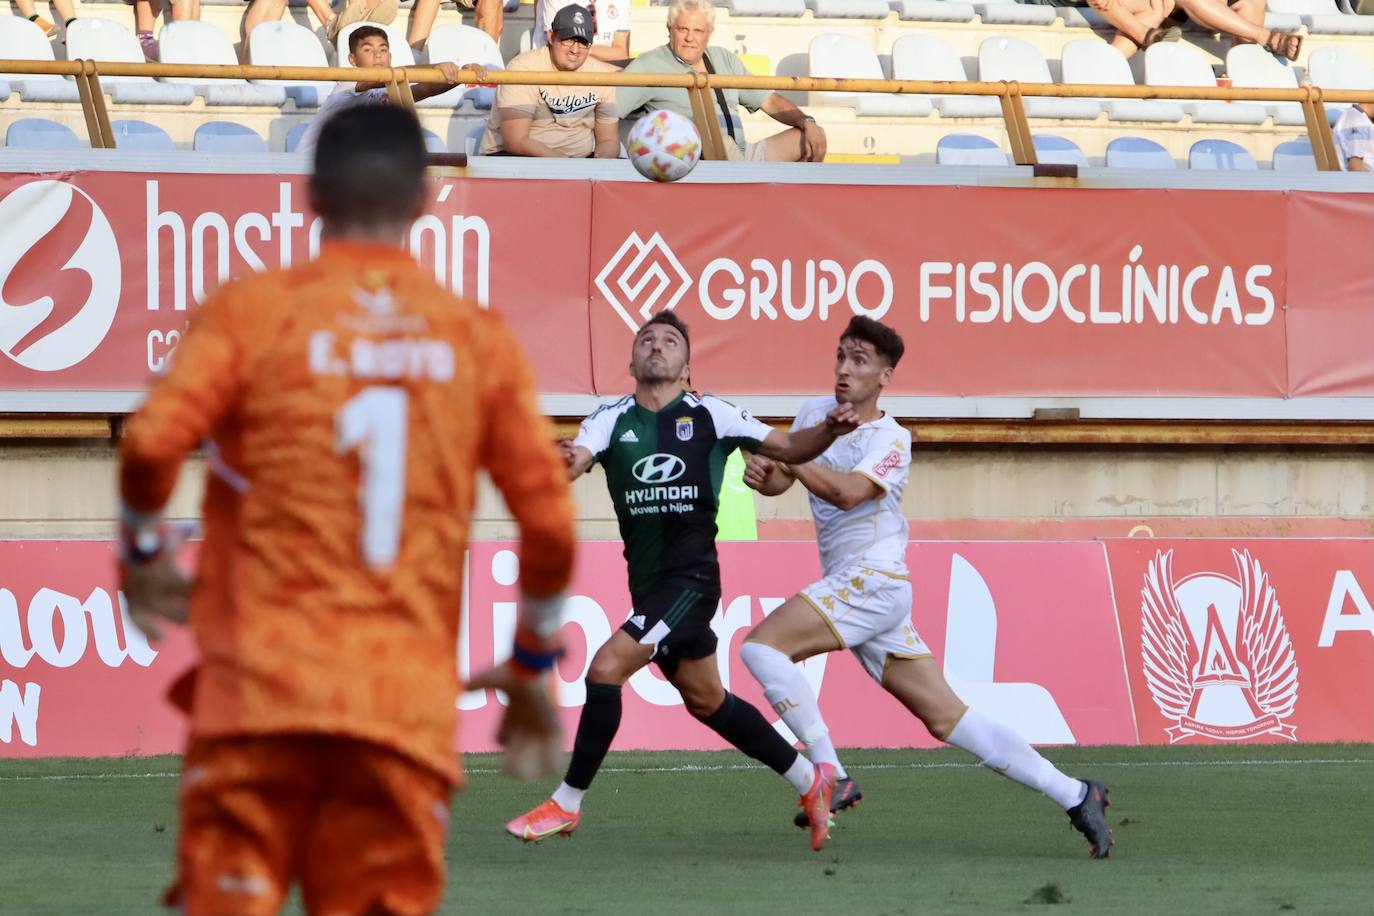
[0,173,595,395]
[1107,539,1374,745]
[2,172,1372,406]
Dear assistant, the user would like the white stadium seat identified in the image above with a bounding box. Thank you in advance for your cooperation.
[1105,136,1177,168]
[1143,43,1267,124]
[887,0,978,23]
[1225,45,1303,126]
[892,33,1000,118]
[1265,0,1374,34]
[808,33,931,117]
[1034,134,1089,166]
[1271,137,1317,170]
[1189,137,1259,169]
[1305,46,1374,91]
[974,2,1059,25]
[421,24,505,109]
[1060,37,1184,122]
[978,36,1101,120]
[936,133,1010,165]
[807,0,891,17]
[249,21,335,108]
[160,21,287,106]
[0,16,79,103]
[66,19,195,105]
[728,0,807,15]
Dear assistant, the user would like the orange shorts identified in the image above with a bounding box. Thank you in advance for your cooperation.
[167,734,451,916]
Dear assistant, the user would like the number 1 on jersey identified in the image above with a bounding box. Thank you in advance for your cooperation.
[336,387,408,568]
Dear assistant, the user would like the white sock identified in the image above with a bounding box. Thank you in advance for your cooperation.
[783,753,815,794]
[944,707,1087,810]
[739,641,847,779]
[551,782,585,814]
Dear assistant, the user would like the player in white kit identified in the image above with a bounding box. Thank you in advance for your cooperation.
[738,316,1115,859]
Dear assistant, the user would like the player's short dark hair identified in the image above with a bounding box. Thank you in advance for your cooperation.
[638,311,690,360]
[841,315,904,368]
[348,24,388,55]
[310,106,427,228]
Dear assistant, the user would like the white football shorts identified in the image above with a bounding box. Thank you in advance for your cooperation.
[800,562,932,683]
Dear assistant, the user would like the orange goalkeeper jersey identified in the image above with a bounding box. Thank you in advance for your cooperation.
[119,240,575,782]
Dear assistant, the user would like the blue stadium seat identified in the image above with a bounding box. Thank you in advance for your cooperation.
[936,134,1009,166]
[1034,135,1089,167]
[193,121,269,153]
[1189,138,1259,170]
[285,122,309,153]
[111,119,177,151]
[422,129,447,153]
[5,118,84,149]
[1105,136,1176,169]
[1271,138,1317,171]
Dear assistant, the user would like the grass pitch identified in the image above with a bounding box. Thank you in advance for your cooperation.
[1,743,1370,915]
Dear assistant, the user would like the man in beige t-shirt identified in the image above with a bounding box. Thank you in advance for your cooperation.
[479,4,619,158]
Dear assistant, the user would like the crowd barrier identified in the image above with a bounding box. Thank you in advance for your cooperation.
[2,538,1371,757]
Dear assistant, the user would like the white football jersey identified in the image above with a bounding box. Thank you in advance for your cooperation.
[792,395,911,576]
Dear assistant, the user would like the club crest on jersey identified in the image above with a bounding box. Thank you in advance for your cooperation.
[675,417,693,441]
[1140,549,1299,744]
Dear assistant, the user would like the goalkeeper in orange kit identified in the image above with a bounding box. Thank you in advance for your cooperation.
[117,105,575,916]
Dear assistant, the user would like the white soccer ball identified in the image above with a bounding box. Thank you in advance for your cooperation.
[626,110,702,183]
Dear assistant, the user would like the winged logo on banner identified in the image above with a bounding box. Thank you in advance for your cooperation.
[1140,549,1299,743]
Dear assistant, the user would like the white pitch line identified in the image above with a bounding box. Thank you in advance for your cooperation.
[1,757,1370,782]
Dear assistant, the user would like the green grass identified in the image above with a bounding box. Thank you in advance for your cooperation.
[2,743,1371,915]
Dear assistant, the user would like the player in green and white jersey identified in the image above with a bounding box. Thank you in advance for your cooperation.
[506,311,858,852]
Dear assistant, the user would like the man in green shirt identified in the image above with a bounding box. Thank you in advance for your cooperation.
[505,311,859,852]
[616,0,827,162]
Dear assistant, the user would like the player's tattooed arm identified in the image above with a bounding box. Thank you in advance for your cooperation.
[788,460,883,512]
[755,402,860,464]
[558,440,596,481]
[741,452,795,497]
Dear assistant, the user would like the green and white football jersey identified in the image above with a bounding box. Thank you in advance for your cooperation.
[574,391,773,597]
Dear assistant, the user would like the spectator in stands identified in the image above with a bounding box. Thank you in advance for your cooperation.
[128,0,201,61]
[239,0,340,62]
[479,5,619,157]
[1334,102,1374,171]
[296,25,477,155]
[15,0,77,39]
[533,0,631,66]
[324,0,397,43]
[408,0,501,55]
[615,0,826,162]
[1032,0,1301,61]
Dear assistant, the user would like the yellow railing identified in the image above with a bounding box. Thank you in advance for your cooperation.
[3,59,1371,169]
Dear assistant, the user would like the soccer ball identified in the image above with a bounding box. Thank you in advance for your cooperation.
[626,110,702,183]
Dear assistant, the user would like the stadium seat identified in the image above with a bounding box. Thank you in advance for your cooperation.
[248,21,334,108]
[808,33,931,116]
[1058,6,1110,27]
[1265,0,1374,33]
[1225,45,1303,125]
[193,121,269,153]
[1189,137,1258,169]
[728,0,806,15]
[1305,46,1374,91]
[66,19,196,105]
[464,122,487,156]
[891,34,1000,118]
[1060,38,1184,122]
[936,133,1009,165]
[1105,135,1177,168]
[111,119,177,151]
[807,0,890,16]
[285,122,309,153]
[887,0,978,23]
[421,128,446,153]
[161,22,287,106]
[973,2,1059,25]
[5,117,84,149]
[978,37,1101,120]
[0,16,79,102]
[1271,137,1318,170]
[0,80,10,101]
[1034,134,1089,166]
[421,24,505,109]
[337,22,415,67]
[1143,43,1267,124]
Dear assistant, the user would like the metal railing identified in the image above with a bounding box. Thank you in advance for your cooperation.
[2,59,1372,169]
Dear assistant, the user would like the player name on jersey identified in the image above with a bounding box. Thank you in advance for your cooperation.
[308,331,455,382]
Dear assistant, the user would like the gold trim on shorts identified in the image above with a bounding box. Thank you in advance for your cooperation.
[798,592,847,649]
[879,652,936,684]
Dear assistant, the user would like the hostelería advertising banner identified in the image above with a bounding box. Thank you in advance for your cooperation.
[2,172,1372,404]
[3,539,1370,759]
